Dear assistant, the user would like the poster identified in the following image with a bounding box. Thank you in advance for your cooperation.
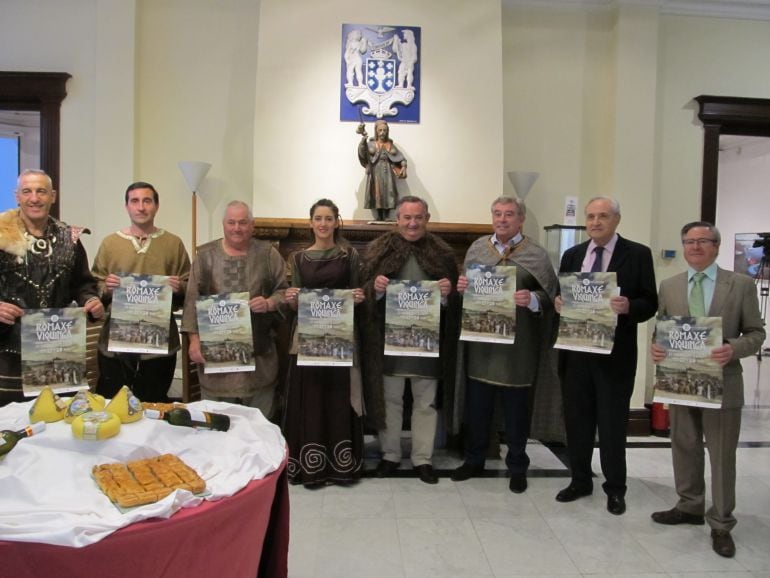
[460,264,516,344]
[195,292,254,374]
[653,316,723,409]
[297,289,354,367]
[108,274,172,354]
[21,307,88,397]
[384,280,440,357]
[555,272,617,354]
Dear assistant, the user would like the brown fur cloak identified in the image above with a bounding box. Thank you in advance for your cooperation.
[360,231,460,431]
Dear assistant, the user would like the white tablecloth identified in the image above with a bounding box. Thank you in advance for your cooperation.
[0,400,286,547]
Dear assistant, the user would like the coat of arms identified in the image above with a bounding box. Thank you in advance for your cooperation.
[340,24,421,123]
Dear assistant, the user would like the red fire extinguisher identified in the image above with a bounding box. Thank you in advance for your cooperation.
[651,402,670,436]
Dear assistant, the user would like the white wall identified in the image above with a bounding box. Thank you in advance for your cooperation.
[716,138,770,348]
[252,0,504,224]
[136,0,261,249]
[0,0,136,257]
[654,14,770,282]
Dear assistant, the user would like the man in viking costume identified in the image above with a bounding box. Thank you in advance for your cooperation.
[0,170,103,405]
[360,195,459,484]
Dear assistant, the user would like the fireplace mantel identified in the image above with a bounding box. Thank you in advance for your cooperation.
[252,218,493,266]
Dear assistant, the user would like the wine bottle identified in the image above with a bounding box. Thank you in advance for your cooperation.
[144,408,230,432]
[0,422,46,457]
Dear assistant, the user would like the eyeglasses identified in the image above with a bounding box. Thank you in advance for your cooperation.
[682,238,718,247]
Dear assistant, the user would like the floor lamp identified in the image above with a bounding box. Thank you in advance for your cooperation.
[178,161,211,252]
[507,171,540,201]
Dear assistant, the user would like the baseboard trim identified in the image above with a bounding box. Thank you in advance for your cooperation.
[628,407,651,437]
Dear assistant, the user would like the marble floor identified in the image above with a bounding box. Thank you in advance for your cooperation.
[287,356,770,577]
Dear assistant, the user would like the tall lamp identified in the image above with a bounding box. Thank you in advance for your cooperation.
[507,170,540,200]
[178,161,211,251]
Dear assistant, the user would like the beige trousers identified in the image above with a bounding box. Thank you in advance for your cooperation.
[379,376,438,467]
[670,405,741,531]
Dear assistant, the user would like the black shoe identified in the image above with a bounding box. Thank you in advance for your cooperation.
[509,474,527,494]
[555,485,592,502]
[375,459,400,477]
[711,529,736,558]
[607,494,626,515]
[450,462,484,482]
[651,508,705,525]
[415,464,438,484]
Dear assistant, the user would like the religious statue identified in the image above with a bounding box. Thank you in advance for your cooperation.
[357,120,407,221]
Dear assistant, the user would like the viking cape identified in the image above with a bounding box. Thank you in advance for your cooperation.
[456,235,565,442]
[360,231,460,431]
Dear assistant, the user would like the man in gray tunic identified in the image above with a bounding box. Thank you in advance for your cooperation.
[182,201,287,419]
[451,196,558,492]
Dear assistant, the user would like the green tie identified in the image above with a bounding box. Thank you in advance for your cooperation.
[689,272,706,317]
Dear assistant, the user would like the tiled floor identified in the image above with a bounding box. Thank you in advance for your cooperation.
[287,356,770,577]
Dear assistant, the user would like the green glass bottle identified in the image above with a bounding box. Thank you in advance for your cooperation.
[144,408,230,432]
[0,422,46,457]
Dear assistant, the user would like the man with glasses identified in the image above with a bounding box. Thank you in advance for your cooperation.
[650,221,764,558]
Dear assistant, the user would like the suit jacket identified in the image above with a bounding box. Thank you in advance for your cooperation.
[559,235,658,377]
[657,267,765,408]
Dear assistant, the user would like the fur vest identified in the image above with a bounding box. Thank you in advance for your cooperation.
[360,231,461,431]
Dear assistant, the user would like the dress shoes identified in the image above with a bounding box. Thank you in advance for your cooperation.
[415,464,439,484]
[711,529,736,558]
[450,462,484,482]
[375,459,400,477]
[650,508,705,526]
[606,494,626,515]
[508,474,527,494]
[555,485,592,503]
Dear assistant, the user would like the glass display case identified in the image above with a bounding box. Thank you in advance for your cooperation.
[543,224,587,271]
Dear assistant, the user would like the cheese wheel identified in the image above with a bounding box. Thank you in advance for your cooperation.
[64,391,100,423]
[71,411,121,440]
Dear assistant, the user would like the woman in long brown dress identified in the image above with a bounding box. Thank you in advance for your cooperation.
[283,199,365,487]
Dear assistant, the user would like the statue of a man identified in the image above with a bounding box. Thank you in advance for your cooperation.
[357,120,407,221]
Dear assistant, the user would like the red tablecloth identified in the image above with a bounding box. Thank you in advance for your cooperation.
[2,458,290,578]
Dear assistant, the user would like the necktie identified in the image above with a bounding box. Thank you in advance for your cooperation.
[689,272,706,317]
[590,246,604,272]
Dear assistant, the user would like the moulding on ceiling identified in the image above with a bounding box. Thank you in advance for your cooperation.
[502,0,770,21]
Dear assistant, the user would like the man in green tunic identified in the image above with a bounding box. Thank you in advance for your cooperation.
[451,196,558,493]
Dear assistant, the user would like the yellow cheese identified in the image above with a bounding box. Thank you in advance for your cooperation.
[64,391,99,423]
[87,392,106,410]
[71,411,121,440]
[28,386,69,423]
[105,386,144,423]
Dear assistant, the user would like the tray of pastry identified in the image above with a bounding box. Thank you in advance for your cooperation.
[93,453,206,508]
[140,401,187,413]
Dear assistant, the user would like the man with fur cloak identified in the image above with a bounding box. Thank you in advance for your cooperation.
[360,196,460,484]
[0,170,103,405]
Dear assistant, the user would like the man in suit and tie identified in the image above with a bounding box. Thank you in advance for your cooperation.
[555,196,658,515]
[650,221,764,558]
